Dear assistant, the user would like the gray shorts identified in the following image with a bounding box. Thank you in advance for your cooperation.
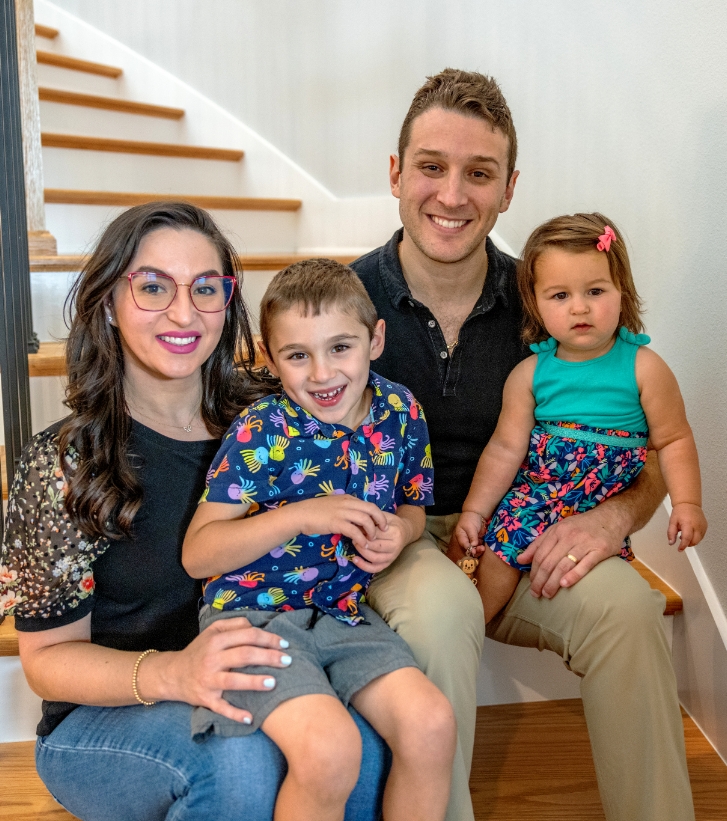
[191,604,418,741]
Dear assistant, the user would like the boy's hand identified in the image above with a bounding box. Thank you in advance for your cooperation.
[453,511,486,557]
[353,511,413,574]
[667,503,707,550]
[296,494,387,551]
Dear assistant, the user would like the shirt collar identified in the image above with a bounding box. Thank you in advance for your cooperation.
[278,371,388,439]
[378,227,512,312]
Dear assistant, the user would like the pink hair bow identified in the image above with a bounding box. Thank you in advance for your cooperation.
[597,225,616,252]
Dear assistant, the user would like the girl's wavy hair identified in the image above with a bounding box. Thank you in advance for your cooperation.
[59,201,271,540]
[518,212,645,345]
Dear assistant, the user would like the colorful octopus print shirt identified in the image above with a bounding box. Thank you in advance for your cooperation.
[201,371,434,625]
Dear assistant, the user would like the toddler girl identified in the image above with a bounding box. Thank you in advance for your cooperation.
[451,213,707,622]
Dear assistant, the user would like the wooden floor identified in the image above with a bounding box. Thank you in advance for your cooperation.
[1,699,726,820]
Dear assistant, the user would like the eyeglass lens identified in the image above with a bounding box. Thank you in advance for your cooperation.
[129,273,234,312]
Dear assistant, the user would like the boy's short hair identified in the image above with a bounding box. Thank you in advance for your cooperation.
[398,68,518,180]
[259,258,379,353]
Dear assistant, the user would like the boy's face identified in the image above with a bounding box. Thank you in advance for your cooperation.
[262,305,385,430]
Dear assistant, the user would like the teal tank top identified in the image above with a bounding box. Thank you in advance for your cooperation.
[531,327,650,433]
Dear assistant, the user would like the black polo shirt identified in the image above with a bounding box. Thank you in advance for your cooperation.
[352,229,528,516]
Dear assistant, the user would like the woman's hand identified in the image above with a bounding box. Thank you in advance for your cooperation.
[154,616,292,725]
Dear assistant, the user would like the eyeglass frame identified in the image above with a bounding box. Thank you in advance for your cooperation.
[122,270,237,313]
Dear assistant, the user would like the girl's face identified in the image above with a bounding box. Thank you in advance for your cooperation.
[533,247,622,361]
[110,227,227,390]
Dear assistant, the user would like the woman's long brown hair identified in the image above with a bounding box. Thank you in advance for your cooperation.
[59,201,271,540]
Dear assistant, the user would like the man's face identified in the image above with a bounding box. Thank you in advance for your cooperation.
[391,107,518,265]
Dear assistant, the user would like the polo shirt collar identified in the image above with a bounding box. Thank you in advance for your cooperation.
[278,371,387,439]
[378,228,511,313]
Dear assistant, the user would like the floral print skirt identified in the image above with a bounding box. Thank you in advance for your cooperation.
[484,421,649,571]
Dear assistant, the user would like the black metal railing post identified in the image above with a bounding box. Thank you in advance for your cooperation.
[0,0,36,535]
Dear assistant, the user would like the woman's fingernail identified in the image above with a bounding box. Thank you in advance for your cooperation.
[263,677,276,689]
[279,639,290,649]
[243,716,252,725]
[281,655,292,666]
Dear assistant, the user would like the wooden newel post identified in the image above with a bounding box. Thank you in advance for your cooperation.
[14,0,56,256]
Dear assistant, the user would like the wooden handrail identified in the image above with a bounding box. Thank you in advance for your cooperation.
[34,23,58,39]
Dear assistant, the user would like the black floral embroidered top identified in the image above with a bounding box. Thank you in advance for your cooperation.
[0,426,110,621]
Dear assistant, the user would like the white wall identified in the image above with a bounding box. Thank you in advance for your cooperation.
[44,0,727,627]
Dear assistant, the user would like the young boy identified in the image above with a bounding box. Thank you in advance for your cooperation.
[183,259,456,821]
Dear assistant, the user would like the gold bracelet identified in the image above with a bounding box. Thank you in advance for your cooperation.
[132,649,159,706]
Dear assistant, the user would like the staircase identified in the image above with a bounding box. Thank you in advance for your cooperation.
[25,17,361,430]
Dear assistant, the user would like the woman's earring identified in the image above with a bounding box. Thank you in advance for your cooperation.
[107,313,114,323]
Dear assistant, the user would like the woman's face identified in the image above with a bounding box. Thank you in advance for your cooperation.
[110,227,227,388]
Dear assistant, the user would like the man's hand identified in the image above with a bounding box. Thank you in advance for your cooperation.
[517,502,629,599]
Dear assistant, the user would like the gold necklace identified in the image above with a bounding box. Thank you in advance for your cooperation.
[127,401,201,433]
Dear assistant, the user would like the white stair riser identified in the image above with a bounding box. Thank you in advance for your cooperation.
[40,100,185,144]
[42,149,247,197]
[45,204,299,256]
[0,615,675,743]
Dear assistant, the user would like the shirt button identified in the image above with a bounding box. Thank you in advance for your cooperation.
[440,351,448,359]
[428,320,436,328]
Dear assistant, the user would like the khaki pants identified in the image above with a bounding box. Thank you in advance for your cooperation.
[367,514,694,821]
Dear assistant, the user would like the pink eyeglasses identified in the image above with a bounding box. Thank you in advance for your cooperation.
[124,271,236,313]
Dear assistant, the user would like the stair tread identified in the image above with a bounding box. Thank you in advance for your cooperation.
[0,560,684,658]
[34,23,59,39]
[29,253,358,272]
[44,189,301,211]
[41,133,243,161]
[36,50,122,79]
[39,86,185,120]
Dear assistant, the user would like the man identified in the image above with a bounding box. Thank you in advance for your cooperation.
[352,69,694,821]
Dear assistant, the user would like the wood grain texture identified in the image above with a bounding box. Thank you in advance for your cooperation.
[28,341,65,377]
[0,700,724,820]
[41,132,243,161]
[16,0,47,232]
[29,253,358,272]
[632,558,683,614]
[0,617,18,657]
[38,87,185,120]
[470,699,727,820]
[44,189,302,211]
[36,50,122,78]
[34,23,59,39]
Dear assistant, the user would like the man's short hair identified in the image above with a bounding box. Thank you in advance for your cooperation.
[259,258,379,353]
[398,68,517,180]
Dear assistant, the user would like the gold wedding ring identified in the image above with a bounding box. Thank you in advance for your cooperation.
[566,553,579,564]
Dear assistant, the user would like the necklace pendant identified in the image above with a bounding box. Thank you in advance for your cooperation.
[183,424,193,433]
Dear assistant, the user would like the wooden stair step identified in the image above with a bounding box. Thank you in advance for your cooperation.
[36,50,122,79]
[29,253,358,273]
[28,341,65,378]
[44,189,302,211]
[0,700,723,820]
[39,87,185,120]
[34,23,59,39]
[41,133,243,161]
[0,561,684,658]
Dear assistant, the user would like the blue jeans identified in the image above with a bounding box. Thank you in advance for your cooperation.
[36,701,390,820]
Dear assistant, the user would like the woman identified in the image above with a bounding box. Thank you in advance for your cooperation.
[0,202,388,821]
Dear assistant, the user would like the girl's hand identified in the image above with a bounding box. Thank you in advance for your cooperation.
[156,617,292,725]
[453,511,486,557]
[667,503,708,550]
